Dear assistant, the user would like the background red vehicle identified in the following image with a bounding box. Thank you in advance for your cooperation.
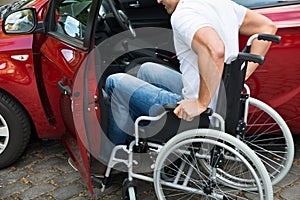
[0,0,299,195]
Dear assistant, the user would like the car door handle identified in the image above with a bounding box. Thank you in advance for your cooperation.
[129,1,140,8]
[58,81,71,96]
[11,55,29,61]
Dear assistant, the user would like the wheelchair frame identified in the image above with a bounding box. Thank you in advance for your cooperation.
[96,34,294,200]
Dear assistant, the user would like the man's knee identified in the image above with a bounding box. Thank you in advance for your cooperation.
[137,62,154,79]
[138,62,166,81]
[105,73,128,94]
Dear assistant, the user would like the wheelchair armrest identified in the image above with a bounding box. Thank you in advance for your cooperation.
[238,52,265,65]
[244,34,281,53]
[258,34,281,44]
[163,104,214,117]
[163,103,177,111]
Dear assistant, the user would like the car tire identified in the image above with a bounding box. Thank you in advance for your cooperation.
[0,91,31,169]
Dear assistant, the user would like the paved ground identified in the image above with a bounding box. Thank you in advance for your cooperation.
[0,135,300,200]
[0,136,157,200]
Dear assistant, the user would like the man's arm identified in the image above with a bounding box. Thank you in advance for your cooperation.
[174,27,224,121]
[239,9,277,80]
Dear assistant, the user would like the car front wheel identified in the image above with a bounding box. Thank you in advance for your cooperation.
[0,91,31,169]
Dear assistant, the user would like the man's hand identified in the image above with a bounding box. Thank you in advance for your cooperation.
[174,99,207,121]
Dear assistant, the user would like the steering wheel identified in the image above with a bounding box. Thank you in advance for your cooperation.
[107,0,136,37]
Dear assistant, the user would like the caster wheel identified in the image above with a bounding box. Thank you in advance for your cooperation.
[122,179,136,200]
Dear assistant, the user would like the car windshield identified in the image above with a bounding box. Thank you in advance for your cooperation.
[233,0,299,7]
[0,0,33,19]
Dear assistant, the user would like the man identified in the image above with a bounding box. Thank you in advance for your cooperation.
[105,0,277,145]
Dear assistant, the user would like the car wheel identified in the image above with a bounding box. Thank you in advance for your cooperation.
[0,91,31,169]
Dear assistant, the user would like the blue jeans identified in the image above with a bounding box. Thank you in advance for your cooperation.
[105,62,184,145]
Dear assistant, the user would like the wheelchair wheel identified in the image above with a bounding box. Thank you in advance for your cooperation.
[244,97,294,185]
[153,129,273,200]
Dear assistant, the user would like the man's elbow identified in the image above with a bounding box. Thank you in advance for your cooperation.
[212,46,225,62]
[211,45,225,72]
[264,20,278,35]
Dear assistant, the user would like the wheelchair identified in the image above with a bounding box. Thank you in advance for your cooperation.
[218,34,294,187]
[96,34,294,200]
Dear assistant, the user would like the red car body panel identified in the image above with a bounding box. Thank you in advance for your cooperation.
[0,0,66,138]
[39,35,89,135]
[258,4,300,28]
[242,4,300,133]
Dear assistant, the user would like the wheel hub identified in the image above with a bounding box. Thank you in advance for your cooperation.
[0,114,9,154]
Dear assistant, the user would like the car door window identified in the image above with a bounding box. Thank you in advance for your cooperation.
[54,0,92,41]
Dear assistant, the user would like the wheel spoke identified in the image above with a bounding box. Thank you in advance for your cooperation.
[243,97,294,185]
[154,130,272,199]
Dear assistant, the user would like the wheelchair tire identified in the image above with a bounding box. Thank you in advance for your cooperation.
[244,97,294,185]
[122,179,136,200]
[153,129,273,200]
[184,97,294,191]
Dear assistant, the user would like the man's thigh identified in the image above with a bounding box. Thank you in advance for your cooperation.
[138,62,183,95]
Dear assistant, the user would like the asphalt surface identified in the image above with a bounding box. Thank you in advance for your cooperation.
[0,135,299,200]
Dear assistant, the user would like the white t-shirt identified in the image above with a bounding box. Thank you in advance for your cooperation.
[171,0,247,108]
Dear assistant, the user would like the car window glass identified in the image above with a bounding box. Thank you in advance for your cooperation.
[54,0,93,41]
[233,0,299,7]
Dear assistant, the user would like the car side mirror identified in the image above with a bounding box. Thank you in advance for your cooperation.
[2,8,38,34]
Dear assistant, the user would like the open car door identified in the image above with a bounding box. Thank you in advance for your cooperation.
[37,0,102,195]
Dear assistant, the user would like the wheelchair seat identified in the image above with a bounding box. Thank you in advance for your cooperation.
[137,52,264,143]
[140,108,210,144]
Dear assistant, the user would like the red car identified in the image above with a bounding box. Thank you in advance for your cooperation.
[0,0,299,195]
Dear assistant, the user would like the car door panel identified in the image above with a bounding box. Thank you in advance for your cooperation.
[36,0,99,194]
[40,35,96,192]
